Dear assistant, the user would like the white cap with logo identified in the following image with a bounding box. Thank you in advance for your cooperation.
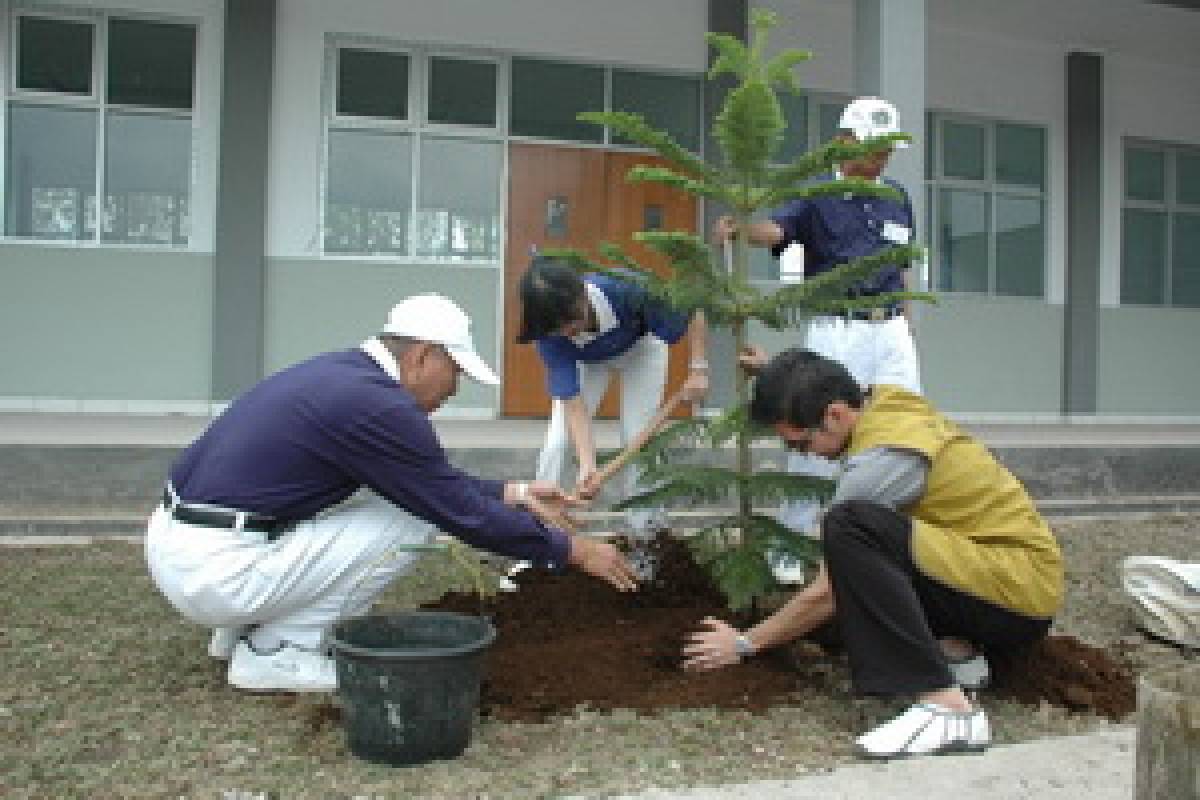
[838,96,909,148]
[382,294,500,385]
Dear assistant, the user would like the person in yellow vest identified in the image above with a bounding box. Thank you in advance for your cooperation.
[681,347,1063,759]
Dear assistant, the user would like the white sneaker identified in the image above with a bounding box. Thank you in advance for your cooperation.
[227,641,337,693]
[208,626,245,660]
[948,653,991,690]
[856,704,990,759]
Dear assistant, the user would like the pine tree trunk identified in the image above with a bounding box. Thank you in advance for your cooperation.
[732,214,752,521]
[1135,663,1200,799]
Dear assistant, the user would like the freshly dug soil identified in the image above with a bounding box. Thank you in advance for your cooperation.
[429,534,1136,722]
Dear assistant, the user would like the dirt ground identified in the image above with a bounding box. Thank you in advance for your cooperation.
[428,527,1139,723]
[3,514,1198,799]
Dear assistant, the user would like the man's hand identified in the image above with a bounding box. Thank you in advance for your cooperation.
[682,617,746,671]
[568,535,639,591]
[506,480,581,533]
[681,368,709,402]
[575,465,601,501]
[711,215,738,243]
[737,345,769,376]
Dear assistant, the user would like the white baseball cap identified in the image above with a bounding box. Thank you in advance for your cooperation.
[838,96,909,148]
[381,294,500,385]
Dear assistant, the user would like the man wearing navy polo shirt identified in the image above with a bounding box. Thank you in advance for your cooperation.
[144,294,637,693]
[517,256,709,541]
[714,96,922,581]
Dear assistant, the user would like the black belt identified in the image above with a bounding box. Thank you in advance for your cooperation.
[835,305,901,322]
[162,488,286,539]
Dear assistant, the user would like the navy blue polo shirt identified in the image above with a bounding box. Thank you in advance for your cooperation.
[770,176,914,296]
[535,273,689,399]
[168,348,569,567]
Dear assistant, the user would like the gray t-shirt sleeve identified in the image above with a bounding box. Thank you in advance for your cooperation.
[832,447,928,510]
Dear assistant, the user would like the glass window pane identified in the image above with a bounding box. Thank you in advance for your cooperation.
[1177,152,1200,207]
[995,123,1044,189]
[1126,147,1165,203]
[935,188,989,292]
[611,70,703,153]
[748,246,780,281]
[942,120,986,181]
[325,129,412,254]
[1121,208,1166,305]
[6,105,97,240]
[775,91,808,164]
[511,58,604,142]
[1172,213,1200,307]
[818,102,843,144]
[18,16,93,95]
[995,195,1044,297]
[103,113,191,245]
[337,48,409,120]
[415,137,502,260]
[107,18,196,109]
[428,57,497,127]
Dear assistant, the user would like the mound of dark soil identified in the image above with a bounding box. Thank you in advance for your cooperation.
[428,535,1135,722]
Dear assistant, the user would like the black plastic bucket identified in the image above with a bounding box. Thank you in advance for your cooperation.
[329,611,496,766]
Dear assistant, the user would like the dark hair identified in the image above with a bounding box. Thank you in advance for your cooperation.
[516,256,587,343]
[750,348,864,428]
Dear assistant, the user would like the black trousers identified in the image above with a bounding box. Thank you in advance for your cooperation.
[822,500,1051,696]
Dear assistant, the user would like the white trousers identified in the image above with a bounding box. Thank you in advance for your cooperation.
[781,315,922,533]
[535,334,668,535]
[144,490,434,650]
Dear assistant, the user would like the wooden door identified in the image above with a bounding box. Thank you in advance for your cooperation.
[502,143,698,418]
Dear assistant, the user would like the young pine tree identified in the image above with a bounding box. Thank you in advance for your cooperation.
[550,10,927,609]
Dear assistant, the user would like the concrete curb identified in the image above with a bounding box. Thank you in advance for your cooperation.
[596,727,1135,800]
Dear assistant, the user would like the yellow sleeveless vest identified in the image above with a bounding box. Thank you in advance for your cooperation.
[846,386,1063,618]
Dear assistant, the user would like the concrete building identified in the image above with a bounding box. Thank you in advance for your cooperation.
[2,0,1199,429]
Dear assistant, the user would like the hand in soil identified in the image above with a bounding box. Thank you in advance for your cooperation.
[567,535,639,591]
[682,616,743,671]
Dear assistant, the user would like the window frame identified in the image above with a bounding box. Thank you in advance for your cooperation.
[1121,138,1200,308]
[2,6,199,248]
[925,110,1048,299]
[322,37,508,265]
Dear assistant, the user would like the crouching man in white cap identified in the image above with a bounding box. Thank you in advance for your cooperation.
[144,294,637,693]
[712,96,922,582]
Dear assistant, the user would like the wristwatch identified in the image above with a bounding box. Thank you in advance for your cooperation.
[734,632,755,659]
[689,359,710,371]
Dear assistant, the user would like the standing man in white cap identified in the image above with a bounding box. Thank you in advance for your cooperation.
[713,96,921,581]
[144,294,637,693]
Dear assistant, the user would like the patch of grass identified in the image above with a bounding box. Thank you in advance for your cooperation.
[2,517,1195,798]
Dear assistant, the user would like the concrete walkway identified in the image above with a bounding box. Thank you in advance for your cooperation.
[600,727,1135,800]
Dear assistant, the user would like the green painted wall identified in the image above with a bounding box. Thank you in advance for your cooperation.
[0,244,213,402]
[915,296,1063,413]
[1097,307,1200,415]
[706,295,1064,415]
[264,258,502,412]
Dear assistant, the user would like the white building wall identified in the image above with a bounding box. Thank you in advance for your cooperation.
[0,0,223,410]
[757,0,854,95]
